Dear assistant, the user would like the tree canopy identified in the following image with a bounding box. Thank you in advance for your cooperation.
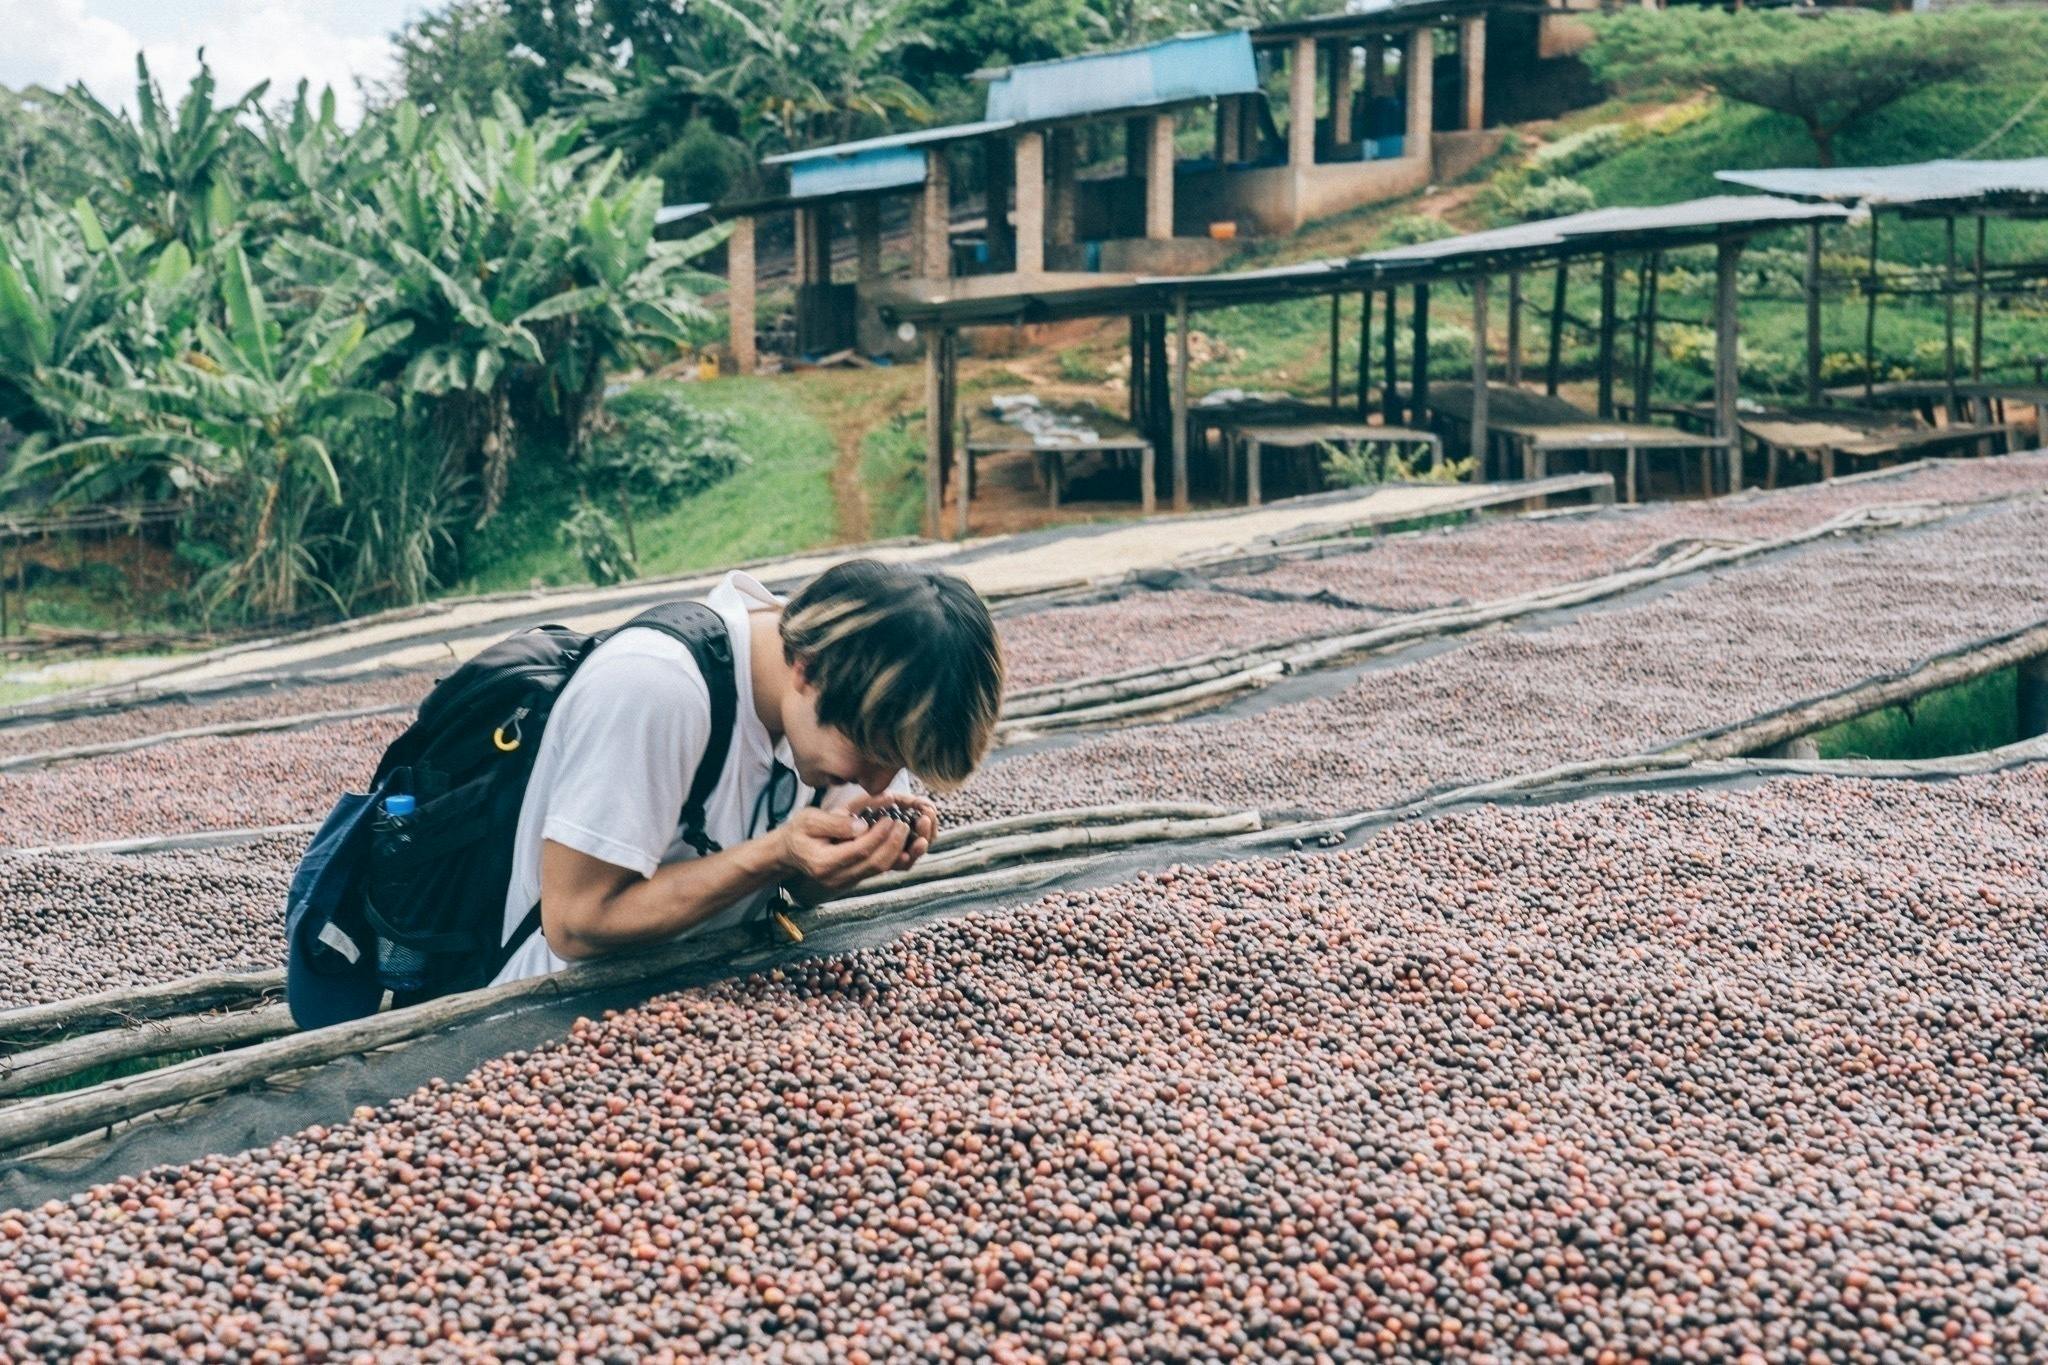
[1586,7,2048,167]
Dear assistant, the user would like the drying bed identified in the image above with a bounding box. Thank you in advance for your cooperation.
[997,591,1380,693]
[0,715,404,850]
[0,672,432,763]
[1215,455,2048,611]
[3,767,2045,1361]
[945,498,2048,823]
[0,838,300,1011]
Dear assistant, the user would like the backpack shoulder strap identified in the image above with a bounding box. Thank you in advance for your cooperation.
[615,600,738,857]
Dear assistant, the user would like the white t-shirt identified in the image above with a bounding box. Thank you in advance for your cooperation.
[491,571,894,985]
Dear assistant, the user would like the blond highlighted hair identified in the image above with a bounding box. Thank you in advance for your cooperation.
[779,560,1004,790]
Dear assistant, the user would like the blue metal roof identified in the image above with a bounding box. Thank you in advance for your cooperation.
[765,118,1017,202]
[982,30,1259,125]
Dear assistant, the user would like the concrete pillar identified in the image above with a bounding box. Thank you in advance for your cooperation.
[1404,27,1434,156]
[920,150,950,280]
[1049,127,1078,251]
[2020,655,2048,738]
[854,199,881,282]
[727,214,756,375]
[1289,36,1317,168]
[1146,113,1176,241]
[1459,16,1485,131]
[1013,131,1045,276]
[1331,42,1354,145]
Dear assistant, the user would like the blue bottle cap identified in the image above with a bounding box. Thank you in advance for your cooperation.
[383,794,417,817]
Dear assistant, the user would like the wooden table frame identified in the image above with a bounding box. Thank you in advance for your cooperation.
[1218,421,1443,507]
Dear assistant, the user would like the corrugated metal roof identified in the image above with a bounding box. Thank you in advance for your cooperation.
[885,195,1851,327]
[981,30,1259,124]
[654,202,710,226]
[762,119,1015,167]
[1253,0,1501,41]
[1717,158,2048,209]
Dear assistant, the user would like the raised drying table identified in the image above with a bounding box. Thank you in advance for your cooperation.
[1429,385,1733,503]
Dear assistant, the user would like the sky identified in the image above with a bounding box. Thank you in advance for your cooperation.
[0,0,434,123]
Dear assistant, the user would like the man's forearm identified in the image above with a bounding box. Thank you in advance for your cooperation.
[545,835,787,959]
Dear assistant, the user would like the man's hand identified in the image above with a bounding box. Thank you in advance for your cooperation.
[776,806,914,891]
[848,792,938,872]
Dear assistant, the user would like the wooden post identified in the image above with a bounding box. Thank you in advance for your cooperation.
[1172,294,1191,511]
[727,214,757,375]
[1633,252,1660,424]
[1382,287,1401,424]
[1470,275,1489,480]
[1863,212,1880,402]
[1148,315,1170,449]
[1411,282,1431,426]
[1357,290,1373,414]
[1596,254,1617,420]
[1546,262,1567,396]
[1128,317,1146,426]
[1328,293,1342,406]
[1804,220,1822,406]
[1714,238,1742,495]
[924,329,944,538]
[1972,215,1987,383]
[855,199,882,281]
[1505,270,1522,387]
[1943,214,1959,418]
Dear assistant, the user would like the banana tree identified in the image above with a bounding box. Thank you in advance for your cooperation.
[5,245,410,619]
[282,97,715,524]
[64,55,264,254]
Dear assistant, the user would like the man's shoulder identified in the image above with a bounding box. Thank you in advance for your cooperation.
[562,630,712,708]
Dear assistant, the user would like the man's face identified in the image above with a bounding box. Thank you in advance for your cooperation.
[782,663,901,793]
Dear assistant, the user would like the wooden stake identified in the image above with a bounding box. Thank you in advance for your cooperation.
[1863,212,1881,402]
[1470,275,1489,480]
[1546,261,1567,397]
[1596,254,1617,420]
[1382,288,1400,424]
[1505,270,1522,387]
[1633,252,1660,424]
[1714,238,1742,494]
[1328,293,1341,407]
[1944,214,1959,418]
[1172,294,1190,511]
[1804,220,1823,406]
[1972,215,1987,383]
[1410,282,1431,427]
[923,330,943,538]
[1356,290,1372,415]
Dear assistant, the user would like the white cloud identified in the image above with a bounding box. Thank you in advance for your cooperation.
[0,0,400,124]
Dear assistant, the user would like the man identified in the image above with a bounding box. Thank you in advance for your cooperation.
[492,558,1004,984]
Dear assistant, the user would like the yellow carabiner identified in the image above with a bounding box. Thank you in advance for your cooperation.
[492,725,521,753]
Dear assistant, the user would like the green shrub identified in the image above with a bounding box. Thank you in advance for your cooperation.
[588,386,748,507]
[1505,177,1598,223]
[1378,215,1457,247]
[1529,124,1628,182]
[560,497,636,586]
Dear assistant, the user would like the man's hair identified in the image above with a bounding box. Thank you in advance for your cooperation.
[780,559,1004,790]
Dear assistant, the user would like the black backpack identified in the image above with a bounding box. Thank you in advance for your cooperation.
[283,601,736,1028]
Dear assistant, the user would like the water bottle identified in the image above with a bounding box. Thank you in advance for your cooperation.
[369,793,431,994]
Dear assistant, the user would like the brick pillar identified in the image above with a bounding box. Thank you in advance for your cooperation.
[855,198,881,281]
[1331,42,1354,145]
[1288,35,1317,169]
[920,150,950,280]
[1460,16,1486,131]
[727,214,756,375]
[1013,130,1045,276]
[1404,27,1434,157]
[1048,127,1078,250]
[1146,113,1175,240]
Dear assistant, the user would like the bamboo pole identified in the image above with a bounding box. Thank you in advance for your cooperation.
[859,811,1262,894]
[931,803,1237,852]
[0,1005,295,1101]
[0,702,416,774]
[0,970,286,1052]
